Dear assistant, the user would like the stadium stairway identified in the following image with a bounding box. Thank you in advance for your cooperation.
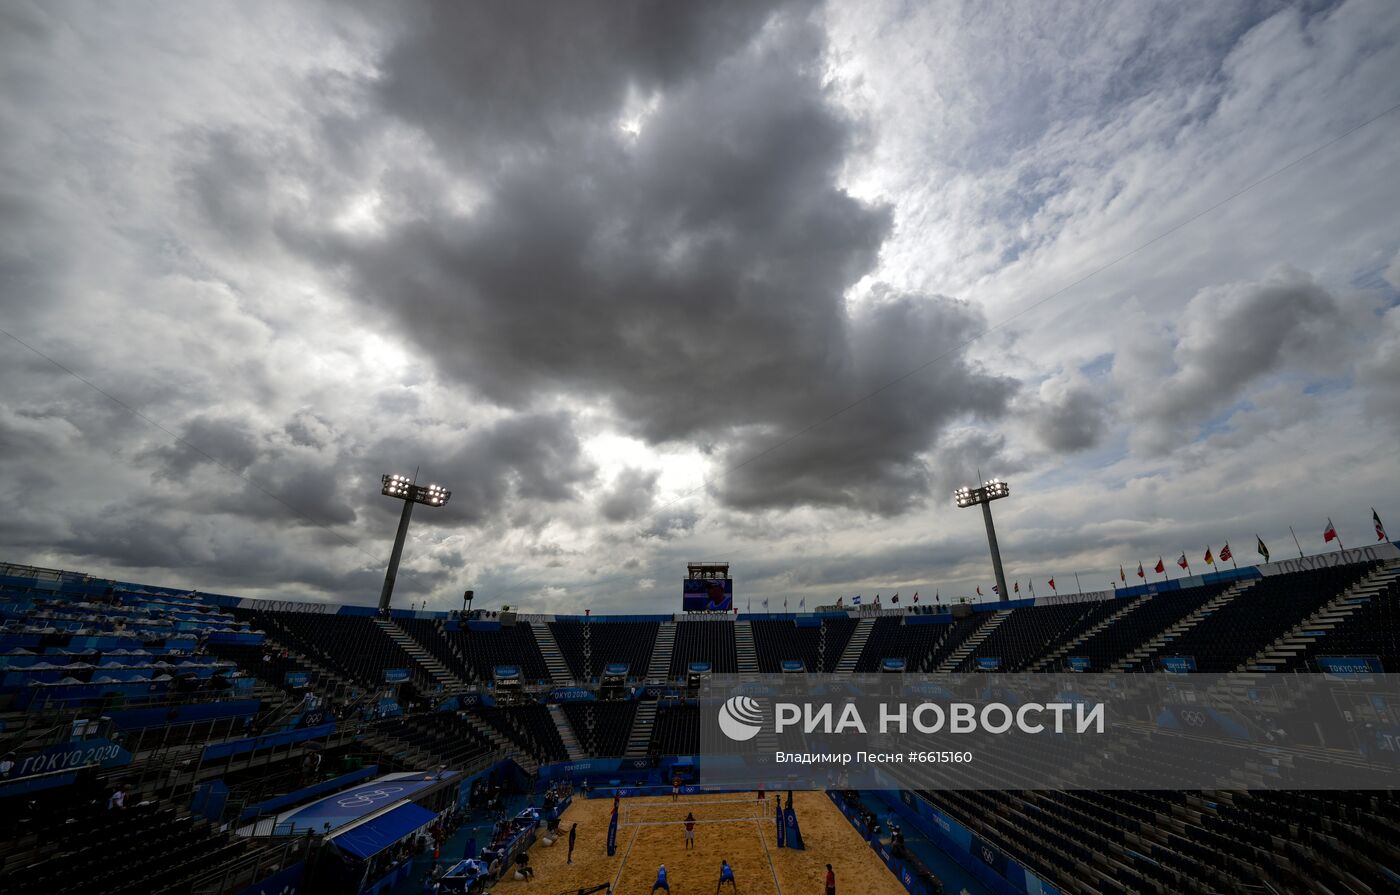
[734,620,759,673]
[546,703,586,760]
[834,617,875,672]
[1030,594,1150,671]
[1112,579,1254,671]
[937,609,1010,672]
[374,617,463,693]
[1240,558,1400,672]
[646,620,676,682]
[532,621,574,685]
[624,700,657,757]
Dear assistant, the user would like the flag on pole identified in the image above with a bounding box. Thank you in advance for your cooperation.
[1014,581,1019,593]
[1374,508,1387,541]
[976,586,982,596]
[1256,536,1269,562]
[891,593,899,604]
[1137,562,1145,579]
[1323,519,1338,543]
[1177,553,1189,570]
[1203,548,1214,566]
[992,584,999,594]
[1047,578,1056,591]
[913,592,919,603]
[799,598,805,609]
[763,598,769,609]
[852,595,861,606]
[1219,543,1232,563]
[1154,557,1165,574]
[1119,565,1126,583]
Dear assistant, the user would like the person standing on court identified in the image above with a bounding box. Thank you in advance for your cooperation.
[825,863,836,895]
[684,812,697,850]
[716,859,737,894]
[672,772,682,801]
[567,822,577,864]
[652,864,670,894]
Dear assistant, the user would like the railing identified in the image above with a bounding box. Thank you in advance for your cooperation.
[186,836,307,895]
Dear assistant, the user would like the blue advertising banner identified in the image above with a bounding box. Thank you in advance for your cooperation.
[9,738,130,780]
[1067,657,1091,672]
[975,657,1002,671]
[775,800,785,847]
[606,806,618,856]
[1316,656,1384,680]
[782,793,805,849]
[285,671,310,688]
[603,663,630,676]
[1159,656,1197,673]
[970,834,1008,877]
[384,668,411,684]
[879,658,906,672]
[782,660,807,672]
[545,687,596,703]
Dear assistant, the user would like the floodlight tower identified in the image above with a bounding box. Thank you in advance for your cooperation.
[378,473,451,613]
[955,478,1011,603]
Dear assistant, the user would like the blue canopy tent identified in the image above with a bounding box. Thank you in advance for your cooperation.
[331,802,438,860]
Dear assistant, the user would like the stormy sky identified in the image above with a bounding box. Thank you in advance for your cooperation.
[2,0,1398,611]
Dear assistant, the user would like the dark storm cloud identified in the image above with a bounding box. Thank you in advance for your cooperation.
[147,415,261,480]
[362,411,596,527]
[373,0,803,155]
[709,295,1017,514]
[598,466,660,523]
[272,2,1015,517]
[1032,384,1108,453]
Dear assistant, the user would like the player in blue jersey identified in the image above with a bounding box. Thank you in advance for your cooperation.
[652,864,670,893]
[716,859,736,894]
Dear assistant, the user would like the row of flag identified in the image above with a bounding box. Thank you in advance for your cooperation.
[751,511,1389,611]
[1118,511,1388,584]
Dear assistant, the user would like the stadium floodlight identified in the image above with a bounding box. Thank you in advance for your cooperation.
[377,473,452,612]
[954,477,1011,603]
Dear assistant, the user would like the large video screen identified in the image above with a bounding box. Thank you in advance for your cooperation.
[683,578,733,611]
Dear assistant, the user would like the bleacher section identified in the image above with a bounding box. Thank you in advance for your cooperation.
[550,620,658,681]
[1049,581,1228,672]
[749,617,856,673]
[5,551,1400,895]
[955,600,1121,672]
[669,618,737,677]
[1129,564,1378,672]
[231,608,428,692]
[561,701,638,757]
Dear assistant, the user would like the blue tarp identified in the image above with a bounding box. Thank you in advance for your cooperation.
[332,801,437,860]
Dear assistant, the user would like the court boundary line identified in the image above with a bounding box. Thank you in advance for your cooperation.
[752,812,784,895]
[610,818,643,894]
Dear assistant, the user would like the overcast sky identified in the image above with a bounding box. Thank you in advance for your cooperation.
[2,0,1399,612]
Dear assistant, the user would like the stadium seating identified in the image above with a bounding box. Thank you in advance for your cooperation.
[669,618,737,677]
[1129,564,1378,672]
[5,555,1400,895]
[749,617,856,672]
[562,700,637,757]
[231,608,427,690]
[550,620,658,681]
[955,600,1120,672]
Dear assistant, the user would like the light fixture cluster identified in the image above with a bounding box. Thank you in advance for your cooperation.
[954,478,1010,508]
[381,473,452,507]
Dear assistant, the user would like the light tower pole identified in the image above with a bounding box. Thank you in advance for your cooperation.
[378,473,451,613]
[955,478,1011,603]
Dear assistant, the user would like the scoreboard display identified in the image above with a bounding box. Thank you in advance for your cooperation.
[682,578,733,611]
